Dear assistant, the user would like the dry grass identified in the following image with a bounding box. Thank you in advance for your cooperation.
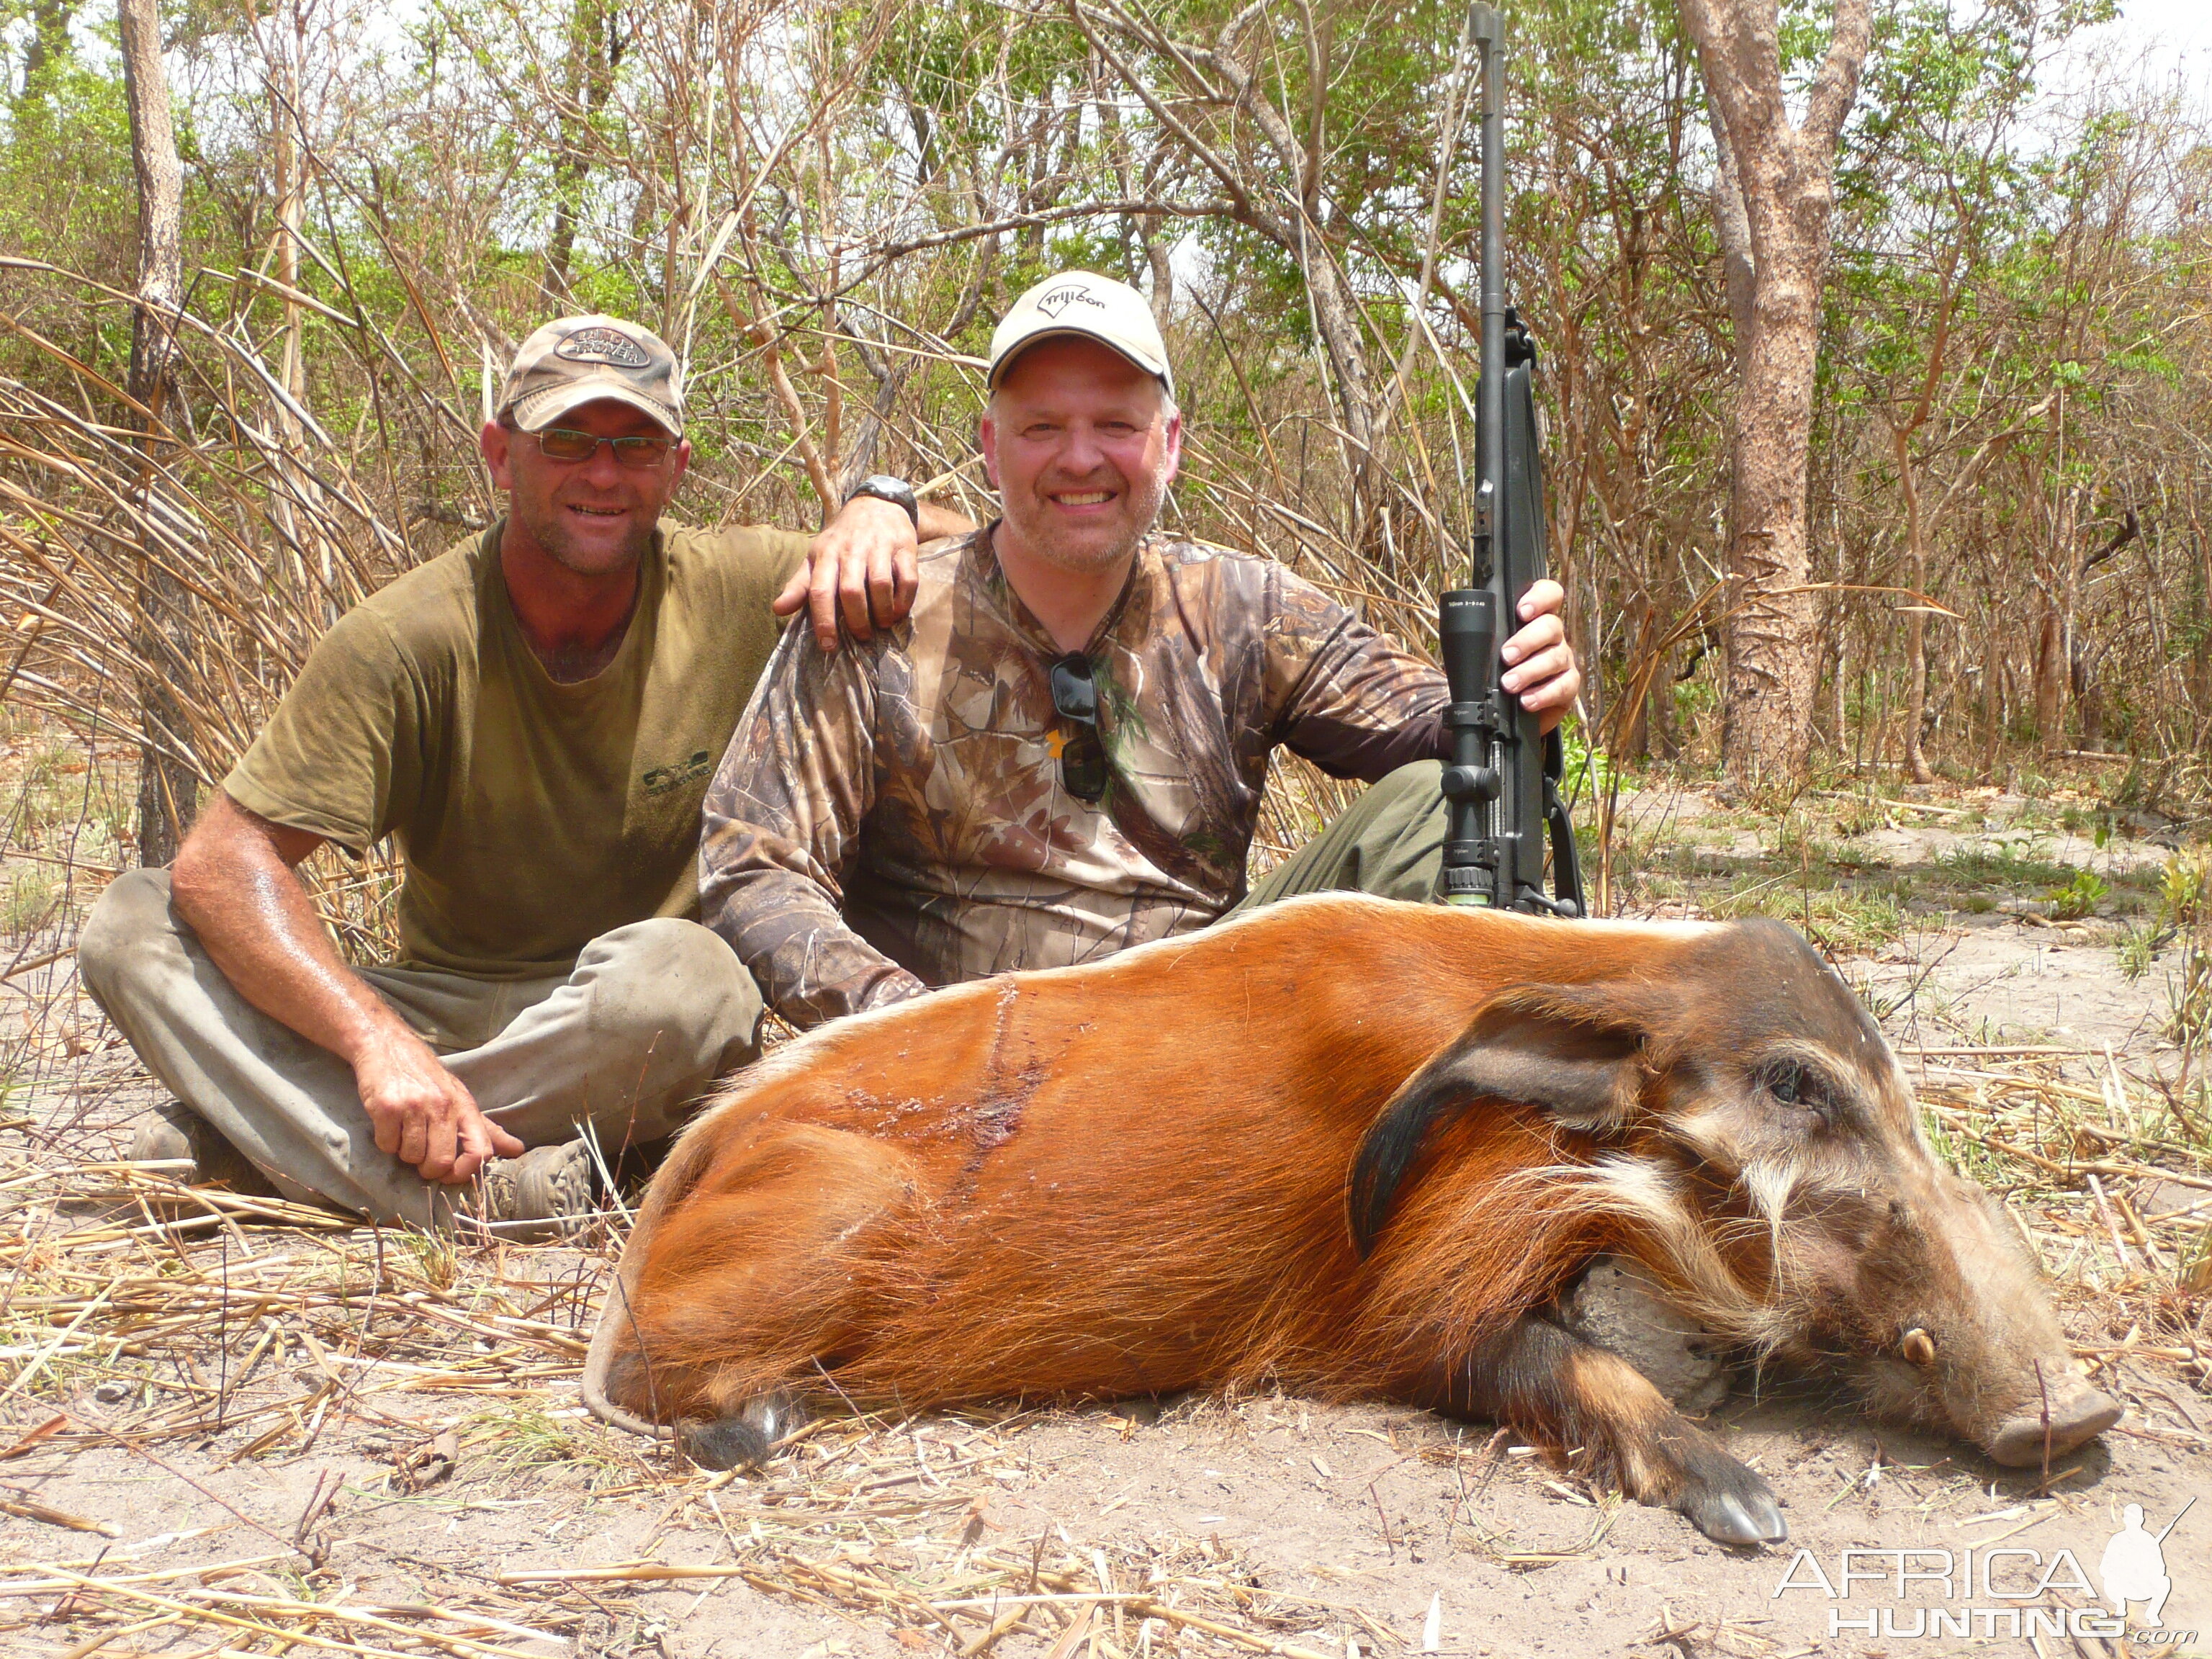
[0,1028,2201,1657]
[0,598,2203,1655]
[0,745,2204,1654]
[0,1145,1449,1656]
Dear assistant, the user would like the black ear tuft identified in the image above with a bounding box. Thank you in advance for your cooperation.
[1345,986,1648,1257]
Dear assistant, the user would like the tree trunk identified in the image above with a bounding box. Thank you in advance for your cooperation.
[117,0,198,867]
[2032,602,2064,742]
[20,0,75,95]
[1896,424,1935,783]
[1676,0,1871,792]
[1979,621,2004,782]
[2031,482,2080,748]
[545,0,616,305]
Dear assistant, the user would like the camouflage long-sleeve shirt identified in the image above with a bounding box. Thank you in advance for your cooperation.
[698,527,1450,1029]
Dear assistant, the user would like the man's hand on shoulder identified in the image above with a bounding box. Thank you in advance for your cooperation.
[774,491,976,651]
[1501,578,1582,734]
[353,1023,523,1184]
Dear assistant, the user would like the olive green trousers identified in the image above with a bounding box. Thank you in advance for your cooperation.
[78,868,761,1230]
[1235,760,1448,913]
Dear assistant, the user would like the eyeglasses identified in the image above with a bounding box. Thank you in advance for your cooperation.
[1048,653,1110,803]
[527,426,675,467]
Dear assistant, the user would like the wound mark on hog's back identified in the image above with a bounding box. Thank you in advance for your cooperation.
[943,977,1054,1195]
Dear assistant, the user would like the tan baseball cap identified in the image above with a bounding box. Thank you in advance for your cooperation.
[987,271,1173,397]
[497,315,685,436]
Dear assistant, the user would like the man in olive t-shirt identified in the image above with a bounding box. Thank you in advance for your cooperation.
[77,315,966,1233]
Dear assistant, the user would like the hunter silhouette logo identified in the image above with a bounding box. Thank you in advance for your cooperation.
[1035,284,1105,320]
[555,326,651,367]
[2102,1499,2190,1627]
[1770,1503,2200,1645]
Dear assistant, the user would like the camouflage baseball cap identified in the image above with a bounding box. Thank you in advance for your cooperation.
[988,271,1173,397]
[498,315,684,436]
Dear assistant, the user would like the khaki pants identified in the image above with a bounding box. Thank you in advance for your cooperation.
[78,869,763,1230]
[1236,760,1448,912]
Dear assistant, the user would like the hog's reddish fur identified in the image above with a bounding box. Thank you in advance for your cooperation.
[590,895,1659,1426]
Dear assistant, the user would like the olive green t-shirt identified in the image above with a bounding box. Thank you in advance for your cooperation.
[224,519,810,979]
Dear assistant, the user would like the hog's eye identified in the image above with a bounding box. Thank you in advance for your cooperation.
[1761,1060,1829,1117]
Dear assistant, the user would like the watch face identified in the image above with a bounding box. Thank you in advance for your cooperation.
[853,477,917,516]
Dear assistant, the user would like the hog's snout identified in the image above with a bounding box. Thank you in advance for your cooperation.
[1984,1373,2125,1467]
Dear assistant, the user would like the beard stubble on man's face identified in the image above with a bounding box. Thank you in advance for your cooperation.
[1002,452,1171,575]
[510,478,660,577]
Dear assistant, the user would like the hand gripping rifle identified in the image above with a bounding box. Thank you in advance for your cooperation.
[1437,4,1584,917]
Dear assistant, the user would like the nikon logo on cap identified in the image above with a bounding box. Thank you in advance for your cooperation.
[499,314,684,435]
[988,271,1173,397]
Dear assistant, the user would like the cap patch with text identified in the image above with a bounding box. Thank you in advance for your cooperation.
[499,314,684,436]
[554,327,652,369]
[987,271,1173,397]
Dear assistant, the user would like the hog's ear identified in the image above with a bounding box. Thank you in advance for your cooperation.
[1346,986,1650,1257]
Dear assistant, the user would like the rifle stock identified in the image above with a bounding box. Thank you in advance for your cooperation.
[1437,3,1585,917]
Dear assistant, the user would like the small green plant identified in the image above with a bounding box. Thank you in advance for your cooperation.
[2170,940,2212,1051]
[2114,921,2161,981]
[1831,793,1887,839]
[402,1232,459,1292]
[1558,721,1615,810]
[2158,849,2209,931]
[2047,869,2109,921]
[1766,812,1843,877]
[1713,879,1904,955]
[470,1404,601,1473]
[1936,837,2074,891]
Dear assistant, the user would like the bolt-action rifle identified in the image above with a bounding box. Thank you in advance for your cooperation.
[1437,3,1585,917]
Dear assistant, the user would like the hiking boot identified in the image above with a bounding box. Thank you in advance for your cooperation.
[128,1100,278,1197]
[465,1138,595,1244]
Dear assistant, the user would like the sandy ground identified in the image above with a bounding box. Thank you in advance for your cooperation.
[2,786,2208,1659]
[4,1377,2207,1658]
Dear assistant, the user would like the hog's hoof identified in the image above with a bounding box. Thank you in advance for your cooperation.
[1680,1478,1787,1547]
[1670,1438,1786,1546]
[678,1392,807,1472]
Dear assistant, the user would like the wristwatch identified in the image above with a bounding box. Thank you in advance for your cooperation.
[845,474,920,529]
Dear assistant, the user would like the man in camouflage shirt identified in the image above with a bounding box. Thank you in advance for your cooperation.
[699,272,1581,1029]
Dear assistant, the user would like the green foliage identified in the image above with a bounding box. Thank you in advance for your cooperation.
[1558,719,1614,811]
[2113,920,2159,981]
[1712,878,1905,956]
[2159,850,2211,932]
[0,7,138,288]
[2046,868,2108,920]
[1,0,2206,813]
[2171,940,2212,1051]
[0,865,58,935]
[1936,839,2076,891]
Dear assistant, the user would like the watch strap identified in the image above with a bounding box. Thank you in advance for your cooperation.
[845,474,920,529]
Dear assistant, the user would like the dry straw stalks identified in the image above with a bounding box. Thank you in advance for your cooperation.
[0,260,2206,1658]
[0,1034,2201,1656]
[0,1161,1435,1658]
